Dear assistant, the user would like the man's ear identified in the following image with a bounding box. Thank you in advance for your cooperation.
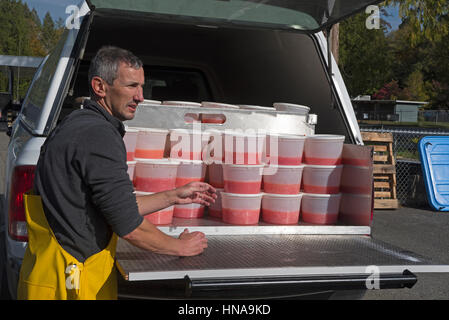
[91,76,107,98]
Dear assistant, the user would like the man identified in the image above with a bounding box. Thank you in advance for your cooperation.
[17,46,216,300]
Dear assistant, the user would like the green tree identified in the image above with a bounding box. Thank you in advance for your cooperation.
[338,7,394,97]
[388,0,449,45]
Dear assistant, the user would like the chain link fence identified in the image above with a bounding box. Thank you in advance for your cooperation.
[360,125,449,207]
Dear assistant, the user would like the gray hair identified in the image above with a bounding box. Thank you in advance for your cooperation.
[88,46,143,98]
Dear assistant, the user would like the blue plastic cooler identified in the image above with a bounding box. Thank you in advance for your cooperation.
[419,136,449,211]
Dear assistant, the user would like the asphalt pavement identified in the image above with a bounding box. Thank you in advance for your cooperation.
[0,128,448,300]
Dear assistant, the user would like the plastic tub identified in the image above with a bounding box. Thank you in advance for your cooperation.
[223,164,264,194]
[134,128,169,159]
[123,128,139,161]
[133,159,180,192]
[301,193,341,225]
[262,193,302,225]
[266,133,306,165]
[340,165,372,195]
[170,129,211,161]
[304,134,345,165]
[224,130,266,165]
[173,203,204,219]
[208,188,223,218]
[262,165,305,194]
[339,193,372,226]
[135,191,174,225]
[127,161,136,182]
[238,105,273,111]
[302,164,343,194]
[162,101,201,123]
[201,101,239,124]
[175,160,206,187]
[273,103,310,115]
[221,192,263,225]
[208,163,224,188]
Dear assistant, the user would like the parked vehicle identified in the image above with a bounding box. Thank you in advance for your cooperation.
[2,0,447,299]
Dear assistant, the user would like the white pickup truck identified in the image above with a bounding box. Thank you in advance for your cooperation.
[2,0,448,299]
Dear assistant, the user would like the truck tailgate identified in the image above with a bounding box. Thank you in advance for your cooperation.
[115,221,448,298]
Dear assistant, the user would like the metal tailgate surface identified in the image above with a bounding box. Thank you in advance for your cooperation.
[116,234,446,281]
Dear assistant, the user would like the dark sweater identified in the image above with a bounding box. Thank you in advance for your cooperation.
[34,99,143,262]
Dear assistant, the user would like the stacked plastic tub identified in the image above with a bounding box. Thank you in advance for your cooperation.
[301,135,345,224]
[221,130,265,225]
[124,126,178,225]
[261,133,306,224]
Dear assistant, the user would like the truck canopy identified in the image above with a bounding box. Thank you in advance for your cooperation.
[86,0,383,33]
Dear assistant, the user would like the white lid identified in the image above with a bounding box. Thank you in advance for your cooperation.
[143,99,162,104]
[162,101,202,107]
[127,161,137,165]
[262,192,303,198]
[221,192,264,198]
[302,193,342,199]
[133,127,169,133]
[238,105,273,110]
[135,158,180,165]
[307,134,345,141]
[201,101,239,109]
[304,164,343,169]
[268,133,307,140]
[273,103,310,112]
[124,127,139,133]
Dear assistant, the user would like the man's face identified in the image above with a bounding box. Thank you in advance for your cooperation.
[103,62,145,121]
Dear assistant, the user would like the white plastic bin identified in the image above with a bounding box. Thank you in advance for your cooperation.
[262,165,304,194]
[223,164,264,194]
[221,192,263,225]
[175,160,206,187]
[301,193,341,225]
[304,134,345,165]
[261,193,302,225]
[266,133,306,165]
[173,203,204,219]
[134,128,169,159]
[134,159,180,192]
[302,164,343,194]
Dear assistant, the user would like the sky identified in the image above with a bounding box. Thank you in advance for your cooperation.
[23,0,403,31]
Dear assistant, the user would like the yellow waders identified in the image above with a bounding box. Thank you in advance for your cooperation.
[17,192,118,300]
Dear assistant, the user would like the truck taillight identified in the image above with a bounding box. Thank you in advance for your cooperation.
[8,165,36,242]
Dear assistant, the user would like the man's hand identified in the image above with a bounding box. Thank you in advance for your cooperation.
[177,228,208,256]
[174,181,217,206]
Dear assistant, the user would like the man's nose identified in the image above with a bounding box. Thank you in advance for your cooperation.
[134,86,144,103]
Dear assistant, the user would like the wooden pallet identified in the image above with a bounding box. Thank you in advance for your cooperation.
[361,131,399,209]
